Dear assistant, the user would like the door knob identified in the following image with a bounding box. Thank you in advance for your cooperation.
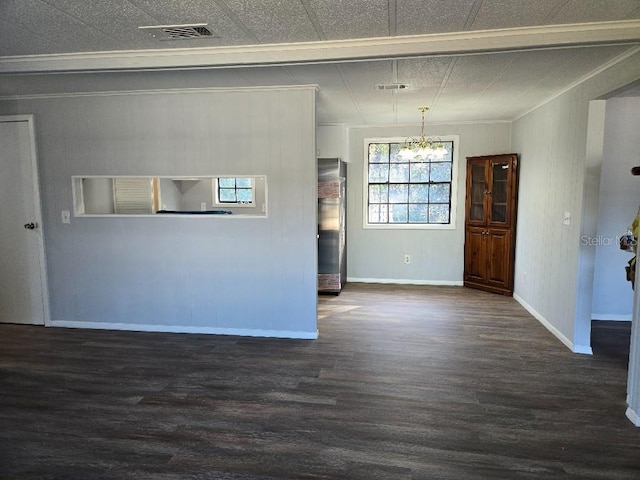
[24,222,37,230]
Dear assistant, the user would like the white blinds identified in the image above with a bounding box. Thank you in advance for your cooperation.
[113,178,153,214]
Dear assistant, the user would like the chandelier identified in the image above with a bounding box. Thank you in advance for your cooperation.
[399,107,446,160]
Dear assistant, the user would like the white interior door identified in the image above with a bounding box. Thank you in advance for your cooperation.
[0,115,48,325]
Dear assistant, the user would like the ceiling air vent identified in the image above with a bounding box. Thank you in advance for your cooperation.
[139,24,217,41]
[375,83,410,91]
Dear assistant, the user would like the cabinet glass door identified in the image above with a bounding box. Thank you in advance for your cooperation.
[489,161,509,224]
[469,163,486,222]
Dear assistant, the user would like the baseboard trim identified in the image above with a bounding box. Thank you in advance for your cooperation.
[513,293,593,355]
[592,314,632,321]
[572,343,594,355]
[49,320,318,340]
[347,277,463,286]
[626,407,640,427]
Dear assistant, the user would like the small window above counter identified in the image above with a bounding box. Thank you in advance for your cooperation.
[72,175,268,217]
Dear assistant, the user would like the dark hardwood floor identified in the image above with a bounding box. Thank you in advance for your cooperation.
[1,283,639,479]
[591,320,632,367]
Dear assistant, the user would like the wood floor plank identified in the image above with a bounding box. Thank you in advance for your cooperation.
[1,283,639,479]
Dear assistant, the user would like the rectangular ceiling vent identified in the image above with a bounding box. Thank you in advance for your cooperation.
[139,24,217,41]
[375,83,410,91]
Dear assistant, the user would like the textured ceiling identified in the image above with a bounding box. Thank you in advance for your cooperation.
[1,0,640,125]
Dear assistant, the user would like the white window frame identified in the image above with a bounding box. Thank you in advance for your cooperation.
[362,135,459,230]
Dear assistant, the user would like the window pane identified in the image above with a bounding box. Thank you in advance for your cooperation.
[219,188,236,202]
[440,141,453,160]
[409,184,428,203]
[429,204,449,223]
[409,204,428,223]
[369,164,389,182]
[236,178,252,188]
[429,184,450,203]
[390,143,407,163]
[219,178,235,188]
[369,143,389,163]
[389,184,408,203]
[410,163,429,182]
[369,184,388,203]
[369,204,388,223]
[430,162,452,182]
[237,188,252,202]
[389,164,409,182]
[389,204,408,223]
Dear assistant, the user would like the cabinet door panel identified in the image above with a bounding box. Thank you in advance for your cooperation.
[486,230,511,289]
[466,162,487,226]
[464,227,486,283]
[488,159,515,227]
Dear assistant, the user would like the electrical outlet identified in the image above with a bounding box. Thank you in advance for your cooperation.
[404,254,411,264]
[61,210,71,224]
[200,202,207,211]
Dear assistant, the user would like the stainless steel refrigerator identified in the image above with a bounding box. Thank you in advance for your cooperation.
[318,158,347,294]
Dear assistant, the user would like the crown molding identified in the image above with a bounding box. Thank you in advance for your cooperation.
[1,21,639,74]
[0,84,319,101]
[346,119,513,129]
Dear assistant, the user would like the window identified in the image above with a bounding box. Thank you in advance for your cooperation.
[72,176,267,216]
[364,137,457,228]
[216,177,254,205]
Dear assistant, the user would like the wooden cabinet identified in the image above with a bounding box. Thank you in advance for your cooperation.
[464,154,518,295]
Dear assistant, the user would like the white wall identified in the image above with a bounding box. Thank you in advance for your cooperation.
[1,86,318,338]
[317,125,348,160]
[180,178,214,211]
[347,122,511,284]
[82,178,114,214]
[512,50,640,353]
[158,178,182,211]
[592,97,640,320]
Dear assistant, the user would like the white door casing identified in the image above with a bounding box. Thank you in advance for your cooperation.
[0,115,49,325]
